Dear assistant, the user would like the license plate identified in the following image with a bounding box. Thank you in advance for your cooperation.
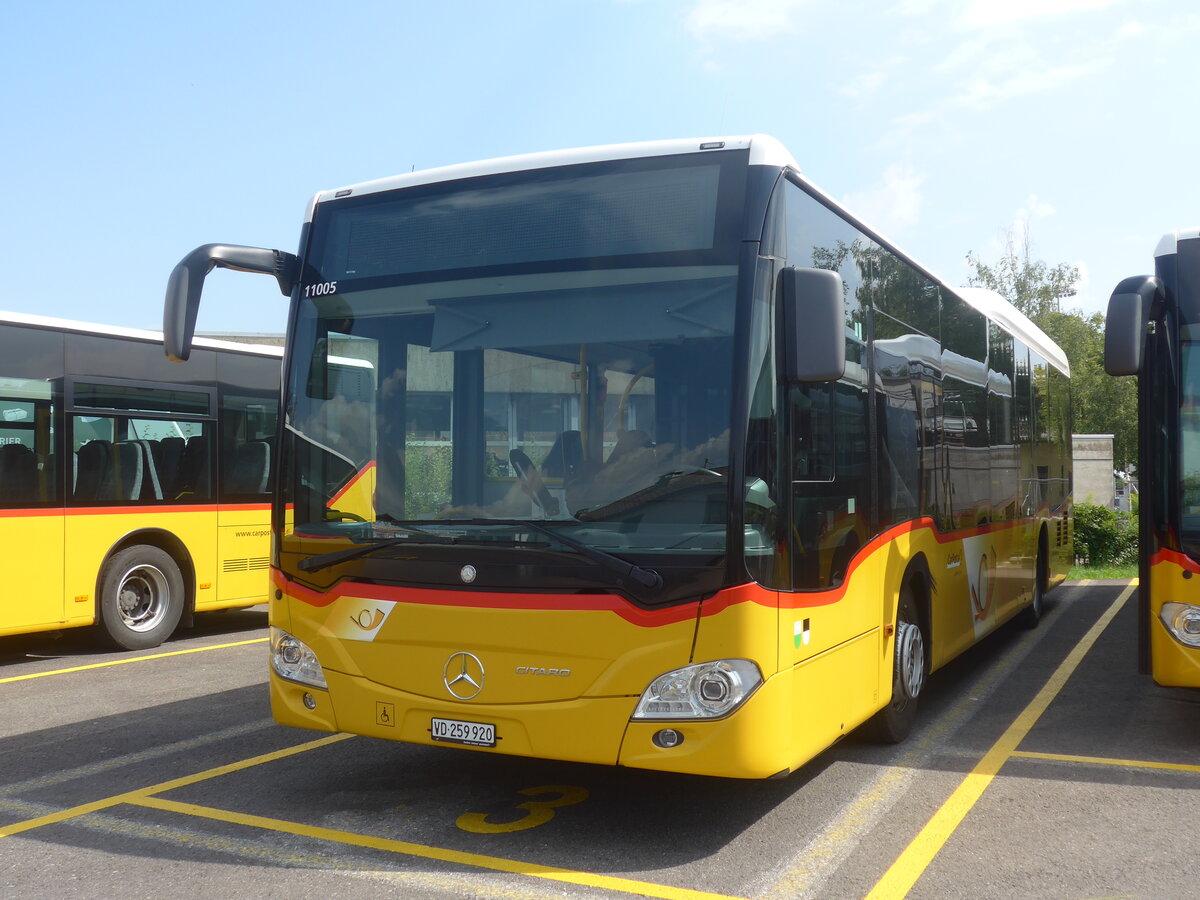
[430,717,496,748]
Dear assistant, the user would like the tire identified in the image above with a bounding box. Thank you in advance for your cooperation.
[1018,539,1048,629]
[96,546,185,650]
[865,581,926,743]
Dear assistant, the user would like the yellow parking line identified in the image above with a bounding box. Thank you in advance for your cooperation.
[0,637,268,684]
[760,582,1075,900]
[130,795,747,900]
[865,582,1135,900]
[0,733,350,839]
[1012,750,1200,775]
[0,714,744,900]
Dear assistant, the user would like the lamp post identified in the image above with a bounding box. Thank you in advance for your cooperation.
[1055,288,1077,313]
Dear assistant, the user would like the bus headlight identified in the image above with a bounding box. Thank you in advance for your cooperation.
[1160,603,1200,648]
[631,660,762,720]
[270,627,327,688]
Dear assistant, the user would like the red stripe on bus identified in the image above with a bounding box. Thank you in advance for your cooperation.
[2,503,271,517]
[281,514,1053,624]
[330,462,376,506]
[1150,546,1200,573]
[283,576,702,627]
[773,516,1048,612]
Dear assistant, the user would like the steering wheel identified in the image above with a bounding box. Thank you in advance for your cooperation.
[509,449,560,516]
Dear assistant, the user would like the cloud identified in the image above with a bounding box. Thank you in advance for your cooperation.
[841,70,888,99]
[840,57,906,99]
[1018,194,1057,223]
[1069,260,1096,314]
[890,0,946,15]
[974,195,1059,266]
[959,0,1120,29]
[842,163,926,234]
[955,58,1111,109]
[934,36,1113,108]
[683,0,812,42]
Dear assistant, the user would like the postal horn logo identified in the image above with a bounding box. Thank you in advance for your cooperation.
[970,547,998,621]
[444,651,485,700]
[351,608,385,631]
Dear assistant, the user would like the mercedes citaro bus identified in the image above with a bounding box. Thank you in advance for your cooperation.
[164,136,1071,778]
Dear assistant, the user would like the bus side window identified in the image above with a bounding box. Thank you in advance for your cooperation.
[221,395,278,500]
[0,376,57,507]
[0,443,37,505]
[790,384,834,481]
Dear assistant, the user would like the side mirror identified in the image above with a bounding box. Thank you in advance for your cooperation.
[1104,275,1161,376]
[780,267,846,382]
[164,244,299,362]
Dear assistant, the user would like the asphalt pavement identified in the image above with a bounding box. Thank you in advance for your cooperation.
[1,581,1196,900]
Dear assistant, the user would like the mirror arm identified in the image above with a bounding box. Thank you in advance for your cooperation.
[164,244,299,362]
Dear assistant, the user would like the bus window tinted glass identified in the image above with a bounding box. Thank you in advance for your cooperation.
[781,180,872,588]
[72,415,211,504]
[73,381,211,417]
[309,158,739,284]
[0,377,58,507]
[222,393,278,499]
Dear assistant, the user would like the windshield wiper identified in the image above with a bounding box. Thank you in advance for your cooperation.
[575,467,724,522]
[297,525,452,573]
[297,519,662,594]
[296,522,555,574]
[440,518,663,592]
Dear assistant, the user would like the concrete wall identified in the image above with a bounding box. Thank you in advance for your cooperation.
[1073,433,1114,507]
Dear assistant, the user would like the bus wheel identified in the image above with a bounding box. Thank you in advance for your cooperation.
[1018,542,1048,629]
[96,546,185,650]
[865,582,925,743]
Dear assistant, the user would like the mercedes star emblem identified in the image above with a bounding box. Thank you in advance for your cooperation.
[443,651,485,700]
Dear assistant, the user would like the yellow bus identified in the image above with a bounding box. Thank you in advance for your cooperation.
[165,136,1072,778]
[0,311,280,650]
[1106,229,1200,687]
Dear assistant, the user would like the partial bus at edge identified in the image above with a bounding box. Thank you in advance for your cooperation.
[164,135,1072,778]
[0,312,280,650]
[1106,228,1200,688]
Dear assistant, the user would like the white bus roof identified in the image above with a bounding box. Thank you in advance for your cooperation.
[0,309,283,358]
[305,135,799,222]
[1155,228,1200,257]
[952,287,1069,375]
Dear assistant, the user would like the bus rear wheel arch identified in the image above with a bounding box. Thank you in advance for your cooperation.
[95,545,186,650]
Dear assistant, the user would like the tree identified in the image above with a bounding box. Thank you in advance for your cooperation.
[966,227,1080,320]
[966,229,1138,471]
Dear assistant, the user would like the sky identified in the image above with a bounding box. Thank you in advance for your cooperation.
[2,0,1197,338]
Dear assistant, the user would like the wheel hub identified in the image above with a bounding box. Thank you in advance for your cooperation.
[116,566,168,631]
[895,621,925,701]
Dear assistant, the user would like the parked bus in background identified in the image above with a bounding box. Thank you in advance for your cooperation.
[164,136,1072,778]
[0,312,280,650]
[1106,228,1200,688]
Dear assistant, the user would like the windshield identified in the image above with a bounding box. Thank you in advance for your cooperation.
[280,151,750,589]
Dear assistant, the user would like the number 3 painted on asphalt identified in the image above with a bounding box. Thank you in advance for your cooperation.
[456,785,589,833]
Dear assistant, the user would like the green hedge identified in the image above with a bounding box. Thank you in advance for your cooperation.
[1073,502,1138,566]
